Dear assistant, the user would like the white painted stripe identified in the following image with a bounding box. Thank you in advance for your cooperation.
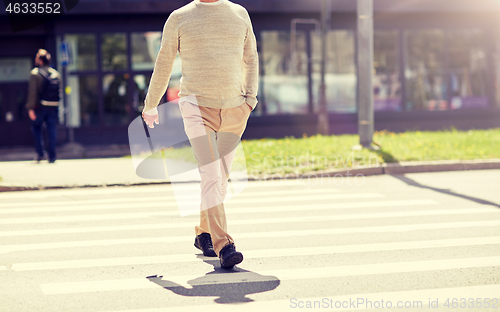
[0,266,7,271]
[0,223,164,237]
[0,186,340,205]
[1,218,498,238]
[0,198,427,223]
[0,205,495,225]
[11,236,500,271]
[42,278,157,294]
[40,256,500,294]
[0,188,340,209]
[0,185,172,199]
[0,196,413,218]
[0,192,376,212]
[94,284,500,312]
[3,220,500,254]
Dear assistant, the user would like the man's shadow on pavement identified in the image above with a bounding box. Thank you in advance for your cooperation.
[390,174,500,208]
[146,255,280,304]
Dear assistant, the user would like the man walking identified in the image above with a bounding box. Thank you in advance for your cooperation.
[142,0,258,269]
[26,49,61,163]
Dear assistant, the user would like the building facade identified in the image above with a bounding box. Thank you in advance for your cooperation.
[1,0,500,146]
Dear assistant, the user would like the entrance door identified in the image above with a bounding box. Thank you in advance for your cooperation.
[0,83,33,146]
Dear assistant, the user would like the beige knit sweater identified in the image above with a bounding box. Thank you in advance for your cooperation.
[143,0,259,114]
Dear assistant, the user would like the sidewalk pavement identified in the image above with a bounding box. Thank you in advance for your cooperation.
[1,150,499,192]
[0,143,200,191]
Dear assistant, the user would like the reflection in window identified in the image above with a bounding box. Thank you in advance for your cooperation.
[374,31,401,111]
[405,29,446,111]
[447,29,488,109]
[132,32,162,70]
[103,74,129,125]
[134,73,182,119]
[405,29,489,111]
[0,90,3,123]
[101,33,128,71]
[15,88,27,121]
[261,31,309,115]
[132,74,150,115]
[65,34,97,72]
[312,30,356,113]
[67,75,99,127]
[167,54,182,103]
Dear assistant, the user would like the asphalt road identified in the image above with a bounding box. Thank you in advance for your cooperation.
[1,170,499,312]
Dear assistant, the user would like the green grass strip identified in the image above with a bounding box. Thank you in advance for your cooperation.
[128,128,500,176]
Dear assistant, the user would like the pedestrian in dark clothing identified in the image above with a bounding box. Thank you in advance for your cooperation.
[26,49,62,163]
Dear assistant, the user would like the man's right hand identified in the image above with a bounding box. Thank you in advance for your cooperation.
[142,112,159,129]
[28,110,36,121]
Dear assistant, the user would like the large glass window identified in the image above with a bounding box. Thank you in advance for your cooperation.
[374,30,401,111]
[132,32,162,70]
[101,33,128,71]
[261,31,309,115]
[312,30,356,113]
[66,75,99,127]
[405,30,447,111]
[103,74,130,125]
[405,29,489,111]
[65,34,97,72]
[447,29,488,109]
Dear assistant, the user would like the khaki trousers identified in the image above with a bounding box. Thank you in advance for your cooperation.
[179,100,251,255]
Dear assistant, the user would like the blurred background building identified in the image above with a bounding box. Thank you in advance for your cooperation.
[0,0,500,146]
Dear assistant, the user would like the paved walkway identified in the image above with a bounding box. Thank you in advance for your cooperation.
[0,156,210,189]
[1,144,500,191]
[0,143,200,189]
[0,158,156,188]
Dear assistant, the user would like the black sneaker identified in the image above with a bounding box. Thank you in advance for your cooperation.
[219,243,243,269]
[34,155,46,163]
[194,233,217,257]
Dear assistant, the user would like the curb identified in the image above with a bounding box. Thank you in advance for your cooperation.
[292,159,500,180]
[0,181,173,193]
[1,159,500,192]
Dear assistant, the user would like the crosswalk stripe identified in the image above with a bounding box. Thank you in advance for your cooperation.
[0,198,429,218]
[0,205,495,225]
[0,185,174,200]
[0,188,342,209]
[0,183,340,200]
[0,192,380,213]
[93,284,500,312]
[0,186,341,207]
[1,219,498,238]
[40,255,500,294]
[3,219,500,254]
[10,236,500,271]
